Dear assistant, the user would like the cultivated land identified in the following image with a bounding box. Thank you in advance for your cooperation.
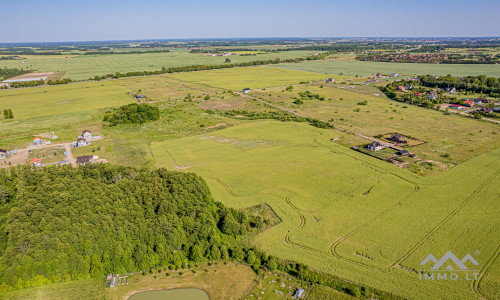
[1,55,499,299]
[167,66,350,90]
[150,120,500,300]
[271,60,500,77]
[0,50,315,81]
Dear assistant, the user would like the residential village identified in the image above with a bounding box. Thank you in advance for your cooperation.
[0,129,104,168]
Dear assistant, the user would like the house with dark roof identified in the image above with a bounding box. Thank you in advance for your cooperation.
[76,155,94,165]
[293,288,304,299]
[242,88,251,93]
[327,78,335,82]
[0,149,8,159]
[367,141,385,151]
[82,130,92,139]
[391,133,407,144]
[77,138,87,147]
[398,150,409,156]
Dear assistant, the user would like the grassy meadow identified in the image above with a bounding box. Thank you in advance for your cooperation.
[150,120,500,299]
[270,60,500,77]
[0,50,315,81]
[247,83,500,174]
[167,66,350,90]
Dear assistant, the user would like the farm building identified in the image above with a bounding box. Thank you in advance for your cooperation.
[391,134,407,144]
[392,73,399,77]
[293,288,304,299]
[396,86,406,91]
[367,141,385,151]
[242,88,251,93]
[327,78,335,82]
[0,149,8,159]
[77,138,87,147]
[450,104,464,110]
[76,155,95,165]
[398,150,410,156]
[82,130,92,139]
[414,92,423,96]
[33,136,42,145]
[30,157,42,168]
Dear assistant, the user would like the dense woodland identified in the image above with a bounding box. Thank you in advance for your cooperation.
[0,165,255,290]
[0,67,31,81]
[103,103,160,126]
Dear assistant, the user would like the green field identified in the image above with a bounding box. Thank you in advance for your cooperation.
[0,81,132,120]
[150,120,500,299]
[0,50,315,81]
[270,60,500,77]
[167,66,350,90]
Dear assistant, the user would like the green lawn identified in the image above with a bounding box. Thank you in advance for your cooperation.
[0,50,315,81]
[167,66,350,90]
[150,120,500,300]
[270,60,500,77]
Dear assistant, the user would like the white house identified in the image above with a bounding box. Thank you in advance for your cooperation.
[33,136,43,145]
[0,149,8,159]
[77,138,87,147]
[367,141,385,151]
[82,130,92,139]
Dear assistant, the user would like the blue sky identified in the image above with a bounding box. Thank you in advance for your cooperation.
[1,0,499,42]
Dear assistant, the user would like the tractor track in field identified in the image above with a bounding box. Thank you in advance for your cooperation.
[329,181,420,268]
[163,147,189,170]
[473,241,500,299]
[389,168,500,270]
[282,194,329,256]
[214,178,248,198]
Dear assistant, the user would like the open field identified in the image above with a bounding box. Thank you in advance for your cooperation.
[167,66,350,90]
[0,81,132,120]
[150,120,500,299]
[270,60,500,77]
[0,50,315,81]
[247,83,500,174]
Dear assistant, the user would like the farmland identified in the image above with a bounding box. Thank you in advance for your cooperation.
[150,120,500,299]
[167,66,350,90]
[0,50,315,81]
[271,60,500,77]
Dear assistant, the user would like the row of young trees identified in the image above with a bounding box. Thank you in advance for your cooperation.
[0,165,256,290]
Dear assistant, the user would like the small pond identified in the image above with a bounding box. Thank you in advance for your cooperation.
[128,288,209,300]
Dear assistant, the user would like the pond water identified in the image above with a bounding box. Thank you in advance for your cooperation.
[128,288,209,300]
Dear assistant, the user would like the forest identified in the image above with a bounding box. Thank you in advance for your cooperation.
[0,165,253,290]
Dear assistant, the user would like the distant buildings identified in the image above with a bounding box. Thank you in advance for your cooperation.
[445,87,456,94]
[30,157,42,168]
[0,149,7,159]
[367,141,385,151]
[242,88,251,93]
[33,136,43,145]
[76,155,95,165]
[327,78,335,82]
[429,91,438,100]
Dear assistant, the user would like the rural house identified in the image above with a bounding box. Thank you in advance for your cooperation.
[33,136,42,145]
[398,150,409,156]
[0,149,8,159]
[77,138,87,147]
[82,130,92,139]
[463,100,475,107]
[391,133,407,144]
[242,88,251,93]
[396,86,406,91]
[293,288,304,299]
[445,87,456,94]
[429,91,438,100]
[367,141,385,151]
[76,155,94,165]
[414,92,423,96]
[392,73,399,77]
[327,78,335,82]
[30,157,42,168]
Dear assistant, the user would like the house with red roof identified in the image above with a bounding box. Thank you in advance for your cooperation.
[414,92,423,96]
[30,157,42,168]
[463,100,475,107]
[33,136,42,145]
